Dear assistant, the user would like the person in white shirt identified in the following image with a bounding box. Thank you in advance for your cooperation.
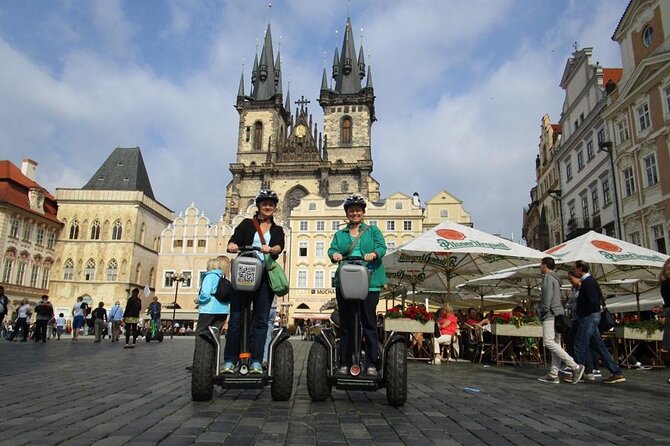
[55,313,66,340]
[8,299,31,341]
[108,301,124,342]
[72,296,88,343]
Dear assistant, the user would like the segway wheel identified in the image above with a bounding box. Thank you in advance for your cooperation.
[145,334,151,343]
[270,341,294,401]
[191,336,215,401]
[158,332,164,342]
[385,341,407,407]
[307,341,332,401]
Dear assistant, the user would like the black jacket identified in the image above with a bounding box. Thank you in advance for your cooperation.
[123,296,142,318]
[228,218,285,259]
[576,275,601,317]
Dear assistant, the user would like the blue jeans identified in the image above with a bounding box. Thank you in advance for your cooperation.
[574,312,622,375]
[224,278,273,364]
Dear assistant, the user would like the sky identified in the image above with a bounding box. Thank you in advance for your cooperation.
[0,0,631,242]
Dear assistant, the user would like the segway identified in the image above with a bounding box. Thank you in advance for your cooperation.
[191,246,294,401]
[145,318,164,342]
[306,256,407,406]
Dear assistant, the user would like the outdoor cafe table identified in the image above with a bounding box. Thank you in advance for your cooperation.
[384,318,435,360]
[491,323,546,367]
[614,327,666,368]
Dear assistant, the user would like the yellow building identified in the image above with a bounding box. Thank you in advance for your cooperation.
[48,148,173,317]
[0,159,61,309]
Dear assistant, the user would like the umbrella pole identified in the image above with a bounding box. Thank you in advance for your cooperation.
[635,281,641,319]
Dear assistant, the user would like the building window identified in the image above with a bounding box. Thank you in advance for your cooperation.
[47,231,56,249]
[9,218,20,238]
[299,241,308,257]
[581,195,589,223]
[90,220,101,240]
[173,239,183,248]
[198,239,206,248]
[568,202,576,221]
[577,150,585,171]
[297,270,307,288]
[642,25,654,47]
[299,221,308,231]
[602,179,611,207]
[22,223,32,242]
[331,220,340,231]
[316,221,325,232]
[403,220,412,231]
[386,221,395,231]
[440,209,449,218]
[30,265,39,287]
[84,259,96,281]
[107,259,118,281]
[111,220,123,240]
[368,220,378,227]
[41,268,50,289]
[314,271,324,289]
[597,129,605,144]
[308,203,317,211]
[565,161,573,182]
[651,225,667,254]
[181,271,193,288]
[637,102,651,131]
[629,231,641,246]
[664,86,670,115]
[254,122,263,151]
[15,261,26,285]
[2,258,14,283]
[643,153,658,187]
[186,239,194,248]
[36,227,45,245]
[164,271,175,287]
[586,141,594,161]
[315,241,325,257]
[617,119,629,143]
[591,188,600,214]
[623,167,635,197]
[395,201,403,210]
[330,270,336,287]
[341,117,352,144]
[69,220,79,239]
[63,259,74,280]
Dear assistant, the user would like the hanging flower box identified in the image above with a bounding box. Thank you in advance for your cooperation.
[491,323,543,337]
[614,327,663,341]
[384,318,435,333]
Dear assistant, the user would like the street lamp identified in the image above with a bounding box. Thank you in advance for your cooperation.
[548,189,563,243]
[598,141,623,238]
[168,272,186,338]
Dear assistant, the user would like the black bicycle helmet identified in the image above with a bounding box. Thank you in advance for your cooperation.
[255,189,279,206]
[343,194,366,211]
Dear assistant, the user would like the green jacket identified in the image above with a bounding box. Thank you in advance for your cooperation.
[328,222,387,289]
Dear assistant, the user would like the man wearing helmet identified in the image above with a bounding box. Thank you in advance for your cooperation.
[329,194,387,376]
[223,189,285,374]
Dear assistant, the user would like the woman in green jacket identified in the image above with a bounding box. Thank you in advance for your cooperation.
[328,194,387,376]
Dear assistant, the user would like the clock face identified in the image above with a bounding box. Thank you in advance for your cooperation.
[295,124,307,138]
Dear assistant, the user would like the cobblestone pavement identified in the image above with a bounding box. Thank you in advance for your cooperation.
[1,336,669,445]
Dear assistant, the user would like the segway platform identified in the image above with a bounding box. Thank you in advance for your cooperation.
[214,373,267,389]
[334,375,379,392]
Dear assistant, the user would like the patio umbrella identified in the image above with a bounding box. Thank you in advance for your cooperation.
[545,230,668,282]
[599,278,659,317]
[460,266,542,311]
[383,220,546,305]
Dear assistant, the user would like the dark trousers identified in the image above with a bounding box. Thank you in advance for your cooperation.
[11,317,29,340]
[35,319,48,342]
[574,312,622,375]
[336,288,381,368]
[196,313,228,338]
[224,278,272,364]
[125,323,138,345]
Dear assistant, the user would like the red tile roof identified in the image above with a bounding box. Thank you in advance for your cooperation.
[0,160,59,223]
[602,68,623,85]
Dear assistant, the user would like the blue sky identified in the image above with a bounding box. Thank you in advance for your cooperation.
[0,0,630,241]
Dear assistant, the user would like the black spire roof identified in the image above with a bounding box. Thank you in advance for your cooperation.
[83,147,155,199]
[333,18,363,94]
[251,24,281,100]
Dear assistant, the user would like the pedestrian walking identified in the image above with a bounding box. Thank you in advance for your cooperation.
[7,299,31,342]
[33,295,54,343]
[109,300,124,342]
[55,313,66,340]
[72,296,88,343]
[572,260,625,384]
[91,302,108,343]
[659,258,670,384]
[123,288,142,349]
[537,257,585,384]
[0,285,9,334]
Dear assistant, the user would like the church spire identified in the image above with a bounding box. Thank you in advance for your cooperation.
[365,66,373,89]
[357,44,366,80]
[333,17,362,94]
[237,71,245,98]
[252,23,279,100]
[321,68,329,91]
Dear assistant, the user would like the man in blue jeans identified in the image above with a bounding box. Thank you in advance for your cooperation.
[572,260,625,384]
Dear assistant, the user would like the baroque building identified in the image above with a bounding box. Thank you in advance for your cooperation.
[48,147,173,316]
[0,159,61,307]
[603,0,670,253]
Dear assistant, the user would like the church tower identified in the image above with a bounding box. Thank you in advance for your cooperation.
[223,15,380,224]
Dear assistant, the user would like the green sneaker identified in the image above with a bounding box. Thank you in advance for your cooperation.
[222,362,235,374]
[250,362,263,374]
